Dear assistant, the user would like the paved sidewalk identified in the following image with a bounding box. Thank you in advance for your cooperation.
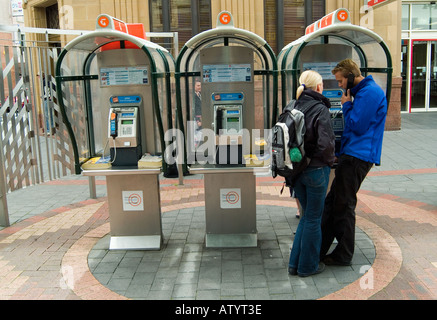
[0,112,436,301]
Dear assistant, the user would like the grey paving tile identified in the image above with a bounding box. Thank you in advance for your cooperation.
[107,278,131,291]
[136,261,160,273]
[131,272,155,285]
[292,285,320,300]
[243,274,268,288]
[147,290,172,300]
[220,282,245,297]
[176,271,199,284]
[244,287,271,300]
[268,280,293,295]
[173,283,197,299]
[221,269,244,283]
[151,277,175,291]
[196,289,221,300]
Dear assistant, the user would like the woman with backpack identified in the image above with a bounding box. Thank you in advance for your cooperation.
[288,70,335,277]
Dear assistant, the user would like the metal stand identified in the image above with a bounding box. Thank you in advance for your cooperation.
[83,168,163,250]
[190,166,268,248]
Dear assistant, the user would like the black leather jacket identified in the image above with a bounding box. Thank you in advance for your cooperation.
[294,89,335,168]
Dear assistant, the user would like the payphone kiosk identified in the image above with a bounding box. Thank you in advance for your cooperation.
[55,15,175,250]
[278,8,392,155]
[175,12,278,247]
[200,46,255,165]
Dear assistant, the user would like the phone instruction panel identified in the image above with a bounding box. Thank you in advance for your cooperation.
[303,62,337,80]
[100,66,149,86]
[202,64,251,83]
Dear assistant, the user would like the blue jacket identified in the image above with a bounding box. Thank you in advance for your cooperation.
[340,75,387,165]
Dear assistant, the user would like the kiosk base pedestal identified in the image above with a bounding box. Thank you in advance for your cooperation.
[206,233,257,248]
[190,167,268,248]
[204,170,257,248]
[83,168,163,251]
[110,235,162,250]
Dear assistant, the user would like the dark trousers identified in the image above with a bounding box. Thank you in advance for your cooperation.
[320,154,373,263]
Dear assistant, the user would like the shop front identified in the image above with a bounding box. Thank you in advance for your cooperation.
[402,2,437,112]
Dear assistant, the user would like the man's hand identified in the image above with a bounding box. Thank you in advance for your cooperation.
[341,89,352,105]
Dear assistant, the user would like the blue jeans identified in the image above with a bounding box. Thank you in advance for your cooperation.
[289,166,330,275]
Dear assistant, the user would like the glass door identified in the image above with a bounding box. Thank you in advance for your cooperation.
[411,40,437,111]
[430,41,437,110]
[411,41,427,110]
[401,41,408,112]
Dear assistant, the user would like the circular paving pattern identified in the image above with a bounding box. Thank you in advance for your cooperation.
[59,200,402,300]
[0,186,407,300]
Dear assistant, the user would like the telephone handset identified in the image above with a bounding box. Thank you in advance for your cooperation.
[345,73,355,96]
[110,111,118,138]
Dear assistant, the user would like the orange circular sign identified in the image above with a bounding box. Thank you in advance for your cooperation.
[337,10,348,22]
[219,12,231,25]
[98,16,110,28]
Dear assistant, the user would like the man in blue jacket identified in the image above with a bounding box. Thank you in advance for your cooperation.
[320,59,387,266]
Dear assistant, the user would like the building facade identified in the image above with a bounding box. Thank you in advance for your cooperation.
[19,0,417,129]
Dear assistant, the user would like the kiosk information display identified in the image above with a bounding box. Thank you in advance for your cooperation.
[56,14,175,250]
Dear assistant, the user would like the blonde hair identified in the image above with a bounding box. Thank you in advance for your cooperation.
[296,70,323,99]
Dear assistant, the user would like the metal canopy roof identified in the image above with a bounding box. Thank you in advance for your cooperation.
[62,30,170,57]
[277,9,392,109]
[177,11,275,74]
[55,16,175,175]
[58,29,174,77]
[278,23,389,72]
[184,26,267,50]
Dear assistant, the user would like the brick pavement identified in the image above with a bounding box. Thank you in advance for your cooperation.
[0,112,436,300]
[0,170,436,300]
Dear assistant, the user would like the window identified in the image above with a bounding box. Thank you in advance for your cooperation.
[264,0,324,54]
[284,0,306,44]
[199,0,212,33]
[312,0,325,22]
[150,0,164,32]
[170,0,192,49]
[411,3,437,30]
[264,0,277,52]
[402,4,410,30]
[150,0,211,51]
[46,3,60,47]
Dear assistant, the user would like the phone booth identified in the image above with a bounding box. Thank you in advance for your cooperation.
[55,15,175,250]
[278,8,392,155]
[175,11,278,248]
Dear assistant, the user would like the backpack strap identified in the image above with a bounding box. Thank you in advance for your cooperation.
[280,181,286,195]
[294,99,321,114]
[283,100,296,112]
[283,99,320,117]
[282,99,320,147]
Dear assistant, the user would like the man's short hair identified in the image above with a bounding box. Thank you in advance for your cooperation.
[332,59,361,78]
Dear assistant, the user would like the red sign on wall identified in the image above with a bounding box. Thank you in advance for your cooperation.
[367,0,389,6]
